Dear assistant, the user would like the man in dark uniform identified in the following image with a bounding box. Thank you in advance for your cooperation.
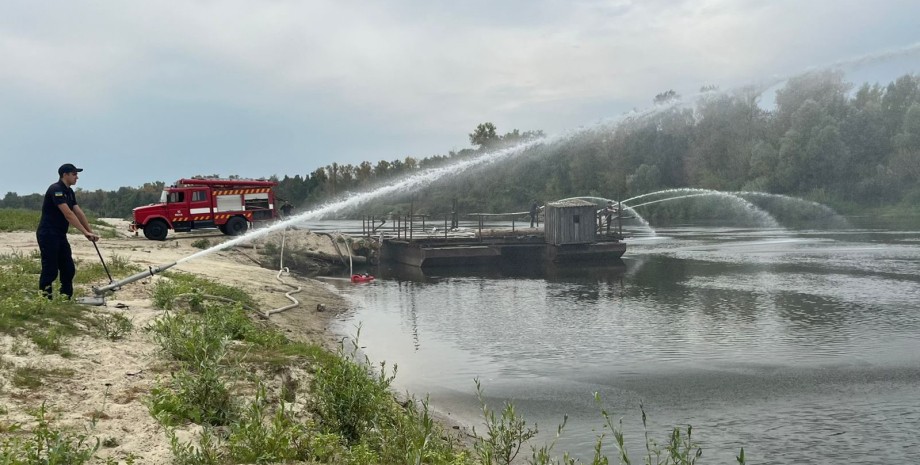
[280,201,293,219]
[37,163,99,299]
[602,201,617,234]
[530,200,539,228]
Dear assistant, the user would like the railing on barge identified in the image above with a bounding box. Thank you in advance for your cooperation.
[359,210,540,242]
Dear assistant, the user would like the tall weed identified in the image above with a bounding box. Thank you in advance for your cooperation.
[225,385,310,462]
[0,403,100,464]
[148,362,236,426]
[147,310,228,365]
[472,378,537,465]
[311,329,398,445]
[168,428,223,465]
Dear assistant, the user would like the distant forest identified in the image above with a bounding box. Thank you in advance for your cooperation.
[3,71,918,220]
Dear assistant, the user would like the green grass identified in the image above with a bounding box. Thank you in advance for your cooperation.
[29,327,71,356]
[75,253,138,286]
[88,312,134,341]
[191,238,211,249]
[152,271,256,311]
[0,208,40,232]
[11,366,75,389]
[0,207,119,235]
[0,403,99,464]
[0,249,140,356]
[148,361,237,427]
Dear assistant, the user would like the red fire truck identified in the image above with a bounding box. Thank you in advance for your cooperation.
[131,178,279,241]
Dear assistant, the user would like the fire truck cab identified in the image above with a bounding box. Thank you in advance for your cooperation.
[131,178,279,241]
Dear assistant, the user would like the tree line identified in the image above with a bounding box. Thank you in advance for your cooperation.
[360,71,920,219]
[2,71,918,220]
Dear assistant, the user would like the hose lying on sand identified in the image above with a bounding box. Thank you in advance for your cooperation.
[264,229,302,317]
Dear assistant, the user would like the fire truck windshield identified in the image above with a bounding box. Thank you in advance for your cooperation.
[159,190,168,203]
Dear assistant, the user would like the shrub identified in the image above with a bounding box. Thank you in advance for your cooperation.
[191,238,211,249]
[90,312,133,341]
[472,378,537,465]
[147,310,228,365]
[225,386,311,462]
[311,331,398,445]
[148,362,236,426]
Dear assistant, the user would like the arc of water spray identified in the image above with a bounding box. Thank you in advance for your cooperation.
[179,138,549,264]
[626,193,716,209]
[604,42,920,135]
[176,88,708,265]
[624,189,781,229]
[624,188,718,205]
[175,41,916,265]
[720,41,920,108]
[732,191,846,220]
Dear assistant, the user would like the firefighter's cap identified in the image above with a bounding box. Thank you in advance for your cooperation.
[58,163,83,176]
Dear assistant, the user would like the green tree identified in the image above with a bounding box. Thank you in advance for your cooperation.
[654,89,679,104]
[356,161,373,185]
[627,164,662,195]
[687,90,765,190]
[470,122,499,149]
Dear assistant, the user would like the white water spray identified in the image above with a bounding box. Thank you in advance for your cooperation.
[175,95,694,265]
[733,191,849,227]
[178,138,550,264]
[624,189,781,228]
[624,187,719,204]
[626,192,781,229]
[172,42,912,266]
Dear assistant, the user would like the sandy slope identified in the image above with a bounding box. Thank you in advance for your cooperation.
[0,219,348,464]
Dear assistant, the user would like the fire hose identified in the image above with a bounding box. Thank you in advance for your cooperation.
[81,230,302,316]
[263,229,302,317]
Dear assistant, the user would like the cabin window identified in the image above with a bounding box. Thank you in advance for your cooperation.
[573,214,580,223]
[168,192,185,203]
[192,190,207,202]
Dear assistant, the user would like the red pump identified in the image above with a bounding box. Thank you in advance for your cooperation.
[351,273,375,283]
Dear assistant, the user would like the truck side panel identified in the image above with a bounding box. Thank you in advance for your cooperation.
[216,194,244,212]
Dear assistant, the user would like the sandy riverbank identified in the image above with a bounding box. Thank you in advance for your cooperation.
[0,219,352,463]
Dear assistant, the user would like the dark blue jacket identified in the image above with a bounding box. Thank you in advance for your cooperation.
[37,180,77,235]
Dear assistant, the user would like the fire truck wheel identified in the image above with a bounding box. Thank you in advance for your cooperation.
[225,216,248,236]
[143,219,168,241]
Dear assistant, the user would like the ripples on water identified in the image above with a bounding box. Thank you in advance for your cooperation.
[329,227,920,464]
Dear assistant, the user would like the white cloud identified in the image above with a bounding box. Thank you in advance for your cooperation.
[1,0,918,194]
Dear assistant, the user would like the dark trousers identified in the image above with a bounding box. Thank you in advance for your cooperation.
[37,231,75,299]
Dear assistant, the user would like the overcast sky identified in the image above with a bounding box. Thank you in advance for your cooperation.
[2,0,918,195]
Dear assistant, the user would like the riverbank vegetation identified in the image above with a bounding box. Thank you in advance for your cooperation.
[0,208,120,238]
[1,240,746,463]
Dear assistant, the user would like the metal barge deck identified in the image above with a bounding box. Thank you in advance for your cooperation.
[371,198,627,268]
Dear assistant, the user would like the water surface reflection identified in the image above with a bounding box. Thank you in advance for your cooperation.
[328,227,920,464]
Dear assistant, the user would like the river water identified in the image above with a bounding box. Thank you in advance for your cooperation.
[321,225,920,464]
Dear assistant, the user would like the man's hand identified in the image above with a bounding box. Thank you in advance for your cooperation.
[85,232,100,242]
